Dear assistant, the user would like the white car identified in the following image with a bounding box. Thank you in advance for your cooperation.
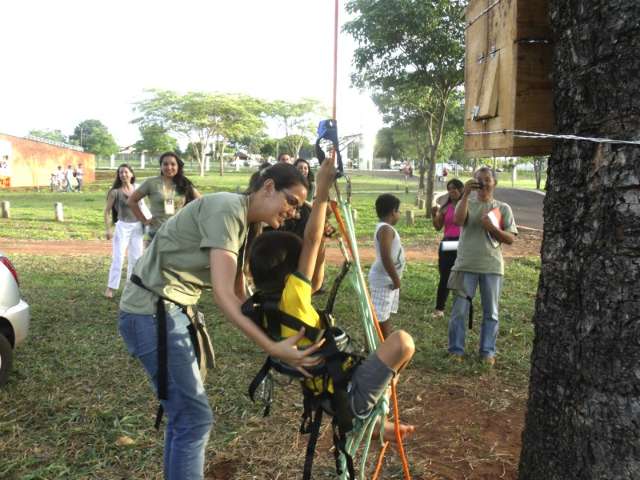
[0,253,30,386]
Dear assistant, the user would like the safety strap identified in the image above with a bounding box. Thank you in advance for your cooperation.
[130,274,215,430]
[302,403,324,480]
[324,260,351,316]
[130,275,168,429]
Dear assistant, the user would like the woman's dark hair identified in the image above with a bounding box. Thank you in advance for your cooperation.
[111,163,135,190]
[246,162,309,195]
[375,193,401,219]
[294,158,315,185]
[159,152,197,204]
[444,178,464,206]
[109,164,135,224]
[249,231,302,293]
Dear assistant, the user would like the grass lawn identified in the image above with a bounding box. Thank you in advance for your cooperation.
[0,169,544,243]
[0,171,438,244]
[0,255,538,479]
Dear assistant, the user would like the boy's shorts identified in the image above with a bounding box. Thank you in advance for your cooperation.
[348,351,396,419]
[370,285,399,323]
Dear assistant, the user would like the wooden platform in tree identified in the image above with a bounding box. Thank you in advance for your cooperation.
[464,0,554,157]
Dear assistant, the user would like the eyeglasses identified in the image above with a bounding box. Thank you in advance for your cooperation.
[280,189,302,213]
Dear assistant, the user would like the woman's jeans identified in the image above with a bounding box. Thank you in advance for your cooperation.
[119,303,213,480]
[448,272,503,358]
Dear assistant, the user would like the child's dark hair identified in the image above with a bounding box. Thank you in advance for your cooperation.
[249,231,302,293]
[159,152,198,204]
[375,193,401,219]
[246,163,309,194]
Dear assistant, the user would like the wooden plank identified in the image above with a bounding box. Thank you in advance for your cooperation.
[476,52,500,119]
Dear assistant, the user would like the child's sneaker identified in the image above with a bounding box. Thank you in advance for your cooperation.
[431,309,444,319]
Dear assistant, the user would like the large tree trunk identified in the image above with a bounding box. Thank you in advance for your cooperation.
[519,2,640,479]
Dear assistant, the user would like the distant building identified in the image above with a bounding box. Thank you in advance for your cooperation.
[0,133,95,188]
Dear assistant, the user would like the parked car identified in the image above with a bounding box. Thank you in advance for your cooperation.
[0,253,30,386]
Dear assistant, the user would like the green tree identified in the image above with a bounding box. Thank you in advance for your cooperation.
[28,129,68,143]
[345,0,466,207]
[134,90,266,176]
[68,120,119,156]
[134,124,178,156]
[374,127,403,167]
[268,99,324,158]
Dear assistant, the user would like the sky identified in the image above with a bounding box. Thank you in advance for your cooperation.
[0,0,383,147]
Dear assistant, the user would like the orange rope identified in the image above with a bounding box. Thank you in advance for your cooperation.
[329,201,412,479]
[371,441,389,480]
[328,1,410,476]
[332,0,339,121]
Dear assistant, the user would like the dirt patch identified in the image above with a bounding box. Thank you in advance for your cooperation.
[403,377,524,479]
[0,230,541,263]
[202,374,526,479]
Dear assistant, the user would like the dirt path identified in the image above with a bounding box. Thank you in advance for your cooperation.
[0,230,541,262]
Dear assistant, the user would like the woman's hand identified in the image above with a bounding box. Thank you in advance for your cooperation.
[463,178,480,196]
[269,328,325,377]
[315,158,337,198]
[480,212,496,232]
[105,228,113,240]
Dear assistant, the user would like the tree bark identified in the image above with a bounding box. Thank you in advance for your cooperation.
[519,1,640,479]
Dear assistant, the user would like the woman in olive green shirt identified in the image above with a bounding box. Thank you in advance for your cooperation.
[118,163,324,480]
[128,152,201,242]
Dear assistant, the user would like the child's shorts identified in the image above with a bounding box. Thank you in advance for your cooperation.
[348,351,395,419]
[370,285,399,323]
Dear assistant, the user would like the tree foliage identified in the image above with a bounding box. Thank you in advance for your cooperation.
[28,129,68,143]
[267,99,324,158]
[374,127,404,166]
[344,0,466,206]
[69,119,119,156]
[134,124,178,156]
[133,90,267,176]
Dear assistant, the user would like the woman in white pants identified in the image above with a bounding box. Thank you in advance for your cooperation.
[104,164,145,298]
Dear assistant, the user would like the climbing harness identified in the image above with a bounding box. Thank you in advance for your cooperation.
[243,261,363,480]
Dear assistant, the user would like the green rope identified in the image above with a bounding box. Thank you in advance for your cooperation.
[335,197,389,479]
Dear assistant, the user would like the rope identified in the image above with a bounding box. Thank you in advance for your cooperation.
[327,1,410,477]
[330,201,412,479]
[464,128,640,146]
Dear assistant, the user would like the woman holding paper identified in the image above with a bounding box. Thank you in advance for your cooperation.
[446,167,518,366]
[431,178,464,319]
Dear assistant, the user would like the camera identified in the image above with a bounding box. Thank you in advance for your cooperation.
[477,180,484,189]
